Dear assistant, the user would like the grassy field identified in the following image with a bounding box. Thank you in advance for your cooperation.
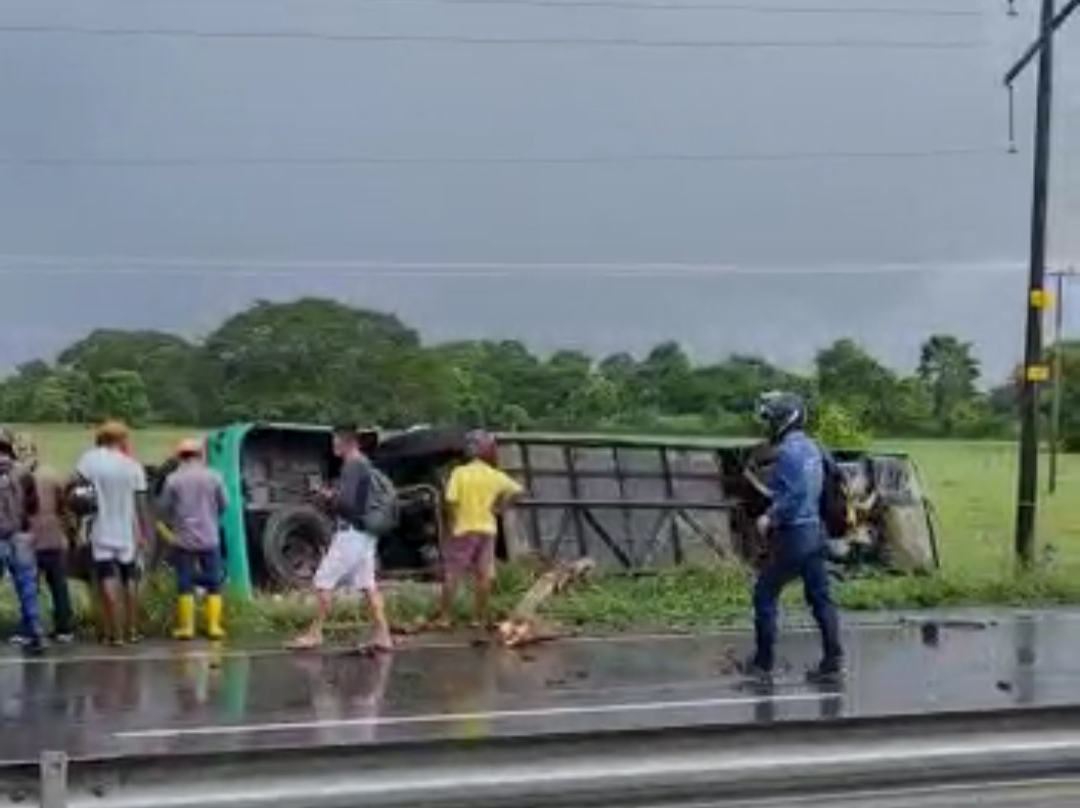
[874,438,1076,575]
[17,423,191,469]
[11,424,1080,633]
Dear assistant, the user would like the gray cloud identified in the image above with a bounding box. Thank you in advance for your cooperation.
[1,0,1076,382]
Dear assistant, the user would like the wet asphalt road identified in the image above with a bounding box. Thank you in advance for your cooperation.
[712,778,1080,807]
[0,609,1077,763]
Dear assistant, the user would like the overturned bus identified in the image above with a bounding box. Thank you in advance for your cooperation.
[201,423,940,599]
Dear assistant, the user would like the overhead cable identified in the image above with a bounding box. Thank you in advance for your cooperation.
[0,147,1005,168]
[37,0,983,18]
[0,24,983,50]
[0,254,1024,278]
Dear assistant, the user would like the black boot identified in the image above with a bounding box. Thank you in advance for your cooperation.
[805,656,844,685]
[739,654,774,683]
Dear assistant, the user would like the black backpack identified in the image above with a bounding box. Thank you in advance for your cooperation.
[362,465,399,538]
[819,455,853,539]
[64,473,98,519]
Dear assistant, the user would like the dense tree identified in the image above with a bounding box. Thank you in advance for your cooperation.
[636,342,692,413]
[59,329,200,424]
[1048,341,1080,452]
[196,298,441,425]
[814,338,899,429]
[90,370,152,426]
[917,334,981,436]
[539,350,597,427]
[0,297,1018,444]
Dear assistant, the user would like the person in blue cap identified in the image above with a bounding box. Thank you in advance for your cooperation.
[746,391,844,683]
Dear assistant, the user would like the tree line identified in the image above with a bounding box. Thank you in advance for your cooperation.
[0,297,1042,445]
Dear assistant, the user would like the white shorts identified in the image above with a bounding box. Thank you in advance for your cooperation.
[91,543,137,565]
[313,528,377,593]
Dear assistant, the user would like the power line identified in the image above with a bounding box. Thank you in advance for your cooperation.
[0,147,1005,168]
[0,254,1025,278]
[36,0,983,18]
[0,24,982,50]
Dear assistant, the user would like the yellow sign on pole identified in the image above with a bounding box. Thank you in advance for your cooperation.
[1026,364,1051,382]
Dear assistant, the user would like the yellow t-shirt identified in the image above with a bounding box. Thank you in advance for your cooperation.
[444,460,523,537]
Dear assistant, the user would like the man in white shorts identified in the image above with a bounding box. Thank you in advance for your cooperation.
[75,421,151,645]
[287,423,394,653]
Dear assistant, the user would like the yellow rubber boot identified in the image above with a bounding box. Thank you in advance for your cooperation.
[172,594,196,640]
[204,594,226,641]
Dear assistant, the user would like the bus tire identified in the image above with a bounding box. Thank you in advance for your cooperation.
[370,426,470,464]
[260,505,334,590]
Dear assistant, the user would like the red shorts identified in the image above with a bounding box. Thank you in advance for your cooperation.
[443,533,495,579]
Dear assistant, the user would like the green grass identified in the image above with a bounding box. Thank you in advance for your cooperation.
[10,425,1080,637]
[875,438,1077,575]
[547,565,1080,631]
[13,423,191,469]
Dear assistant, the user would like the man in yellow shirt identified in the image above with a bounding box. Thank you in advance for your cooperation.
[435,430,523,629]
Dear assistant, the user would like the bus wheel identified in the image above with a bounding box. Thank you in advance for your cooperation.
[260,505,333,590]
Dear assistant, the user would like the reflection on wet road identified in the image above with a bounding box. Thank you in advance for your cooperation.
[0,610,1077,762]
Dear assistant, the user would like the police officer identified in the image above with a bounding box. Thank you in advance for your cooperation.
[747,392,844,683]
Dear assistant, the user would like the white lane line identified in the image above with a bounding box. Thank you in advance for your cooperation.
[114,692,833,740]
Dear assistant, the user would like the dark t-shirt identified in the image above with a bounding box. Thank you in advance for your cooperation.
[334,455,372,529]
[0,456,38,536]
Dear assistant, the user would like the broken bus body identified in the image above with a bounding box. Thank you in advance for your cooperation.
[200,422,939,599]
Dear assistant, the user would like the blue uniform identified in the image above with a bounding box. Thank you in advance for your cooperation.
[765,430,825,555]
[753,430,842,673]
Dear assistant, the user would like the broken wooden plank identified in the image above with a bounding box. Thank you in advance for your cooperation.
[496,557,595,648]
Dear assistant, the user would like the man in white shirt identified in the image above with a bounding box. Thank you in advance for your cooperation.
[75,421,151,645]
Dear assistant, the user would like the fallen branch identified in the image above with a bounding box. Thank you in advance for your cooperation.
[496,557,595,648]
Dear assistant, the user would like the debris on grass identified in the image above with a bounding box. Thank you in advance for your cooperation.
[496,558,595,648]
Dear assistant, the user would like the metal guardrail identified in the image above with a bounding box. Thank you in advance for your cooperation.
[12,707,1080,808]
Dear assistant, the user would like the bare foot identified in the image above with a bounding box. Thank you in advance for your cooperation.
[360,634,394,655]
[285,630,323,650]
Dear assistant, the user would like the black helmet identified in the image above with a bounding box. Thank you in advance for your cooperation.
[65,475,99,519]
[756,390,807,441]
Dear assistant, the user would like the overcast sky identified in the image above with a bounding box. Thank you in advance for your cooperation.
[2,0,1080,382]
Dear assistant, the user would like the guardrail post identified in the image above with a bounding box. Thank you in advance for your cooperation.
[39,751,67,808]
[562,445,588,557]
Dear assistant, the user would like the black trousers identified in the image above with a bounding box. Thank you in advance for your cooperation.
[36,549,74,635]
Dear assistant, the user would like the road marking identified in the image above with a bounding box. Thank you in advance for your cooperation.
[114,691,834,740]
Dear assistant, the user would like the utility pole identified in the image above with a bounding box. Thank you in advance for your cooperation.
[1003,0,1080,568]
[1047,266,1076,495]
